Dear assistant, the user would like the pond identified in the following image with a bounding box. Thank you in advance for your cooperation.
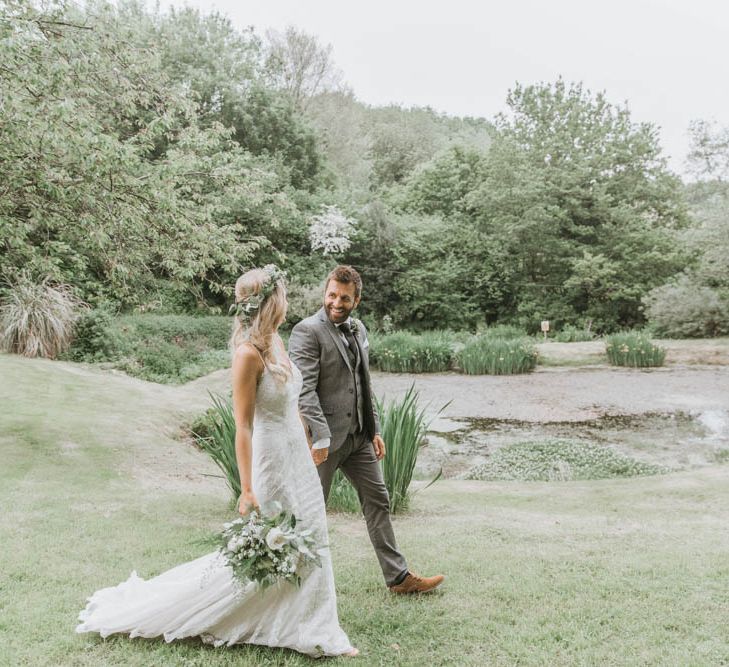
[416,410,729,481]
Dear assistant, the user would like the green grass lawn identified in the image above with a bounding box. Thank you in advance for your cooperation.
[1,353,728,666]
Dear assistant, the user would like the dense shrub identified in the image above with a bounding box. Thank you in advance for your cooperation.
[456,336,538,375]
[67,308,127,361]
[480,324,527,339]
[553,325,596,342]
[643,277,729,338]
[116,315,232,350]
[370,331,453,373]
[605,332,666,367]
[65,313,233,383]
[463,439,665,481]
[0,277,84,359]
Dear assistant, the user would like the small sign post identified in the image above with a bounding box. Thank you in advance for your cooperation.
[541,320,550,340]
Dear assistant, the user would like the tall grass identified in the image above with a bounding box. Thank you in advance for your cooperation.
[370,331,453,373]
[554,325,596,342]
[456,335,538,375]
[480,324,527,339]
[326,469,360,513]
[193,392,240,503]
[0,277,85,358]
[376,385,443,513]
[605,332,666,367]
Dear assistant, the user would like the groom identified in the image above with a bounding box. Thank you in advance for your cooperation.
[289,265,444,594]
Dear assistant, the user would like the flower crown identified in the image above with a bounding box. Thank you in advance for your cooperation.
[229,264,286,322]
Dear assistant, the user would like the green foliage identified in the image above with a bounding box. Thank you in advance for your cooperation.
[0,276,84,359]
[394,79,690,333]
[480,324,527,339]
[377,385,442,513]
[66,308,126,362]
[193,393,240,503]
[456,336,538,375]
[0,1,319,308]
[643,275,729,338]
[464,439,666,481]
[325,470,360,514]
[369,331,453,373]
[605,332,666,367]
[553,325,596,342]
[66,313,232,382]
[116,314,232,350]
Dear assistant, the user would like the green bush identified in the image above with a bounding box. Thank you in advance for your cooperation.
[67,308,127,361]
[377,385,442,513]
[456,335,538,375]
[643,277,729,338]
[116,314,232,350]
[370,331,453,373]
[65,313,233,383]
[464,439,665,481]
[553,325,596,342]
[605,332,666,367]
[480,324,527,339]
[0,277,84,359]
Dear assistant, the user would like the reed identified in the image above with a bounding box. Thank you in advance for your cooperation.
[605,332,666,367]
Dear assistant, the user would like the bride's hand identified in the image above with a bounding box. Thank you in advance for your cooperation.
[238,490,259,516]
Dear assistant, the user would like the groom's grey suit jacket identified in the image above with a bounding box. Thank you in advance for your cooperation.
[288,307,380,452]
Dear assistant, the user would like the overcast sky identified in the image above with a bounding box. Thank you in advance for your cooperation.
[165,0,728,176]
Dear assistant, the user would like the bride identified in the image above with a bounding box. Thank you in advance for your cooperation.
[76,265,357,658]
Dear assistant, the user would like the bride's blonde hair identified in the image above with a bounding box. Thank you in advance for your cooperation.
[229,266,291,383]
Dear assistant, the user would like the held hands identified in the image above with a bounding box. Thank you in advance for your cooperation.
[373,434,386,460]
[238,490,259,516]
[311,446,329,467]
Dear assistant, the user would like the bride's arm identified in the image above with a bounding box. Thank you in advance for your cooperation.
[231,343,264,515]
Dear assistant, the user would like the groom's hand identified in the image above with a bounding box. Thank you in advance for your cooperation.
[373,434,386,460]
[311,446,329,466]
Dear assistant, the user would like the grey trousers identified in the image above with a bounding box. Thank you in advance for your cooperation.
[317,430,408,586]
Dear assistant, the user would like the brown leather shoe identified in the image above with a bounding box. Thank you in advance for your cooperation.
[388,572,444,594]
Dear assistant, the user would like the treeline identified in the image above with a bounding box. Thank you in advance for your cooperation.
[2,0,727,335]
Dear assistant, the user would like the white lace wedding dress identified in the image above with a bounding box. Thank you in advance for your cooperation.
[76,360,353,657]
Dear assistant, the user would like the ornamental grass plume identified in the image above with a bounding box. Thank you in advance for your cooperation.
[0,276,85,359]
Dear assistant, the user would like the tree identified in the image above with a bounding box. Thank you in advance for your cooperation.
[264,26,342,111]
[0,1,281,305]
[398,79,689,331]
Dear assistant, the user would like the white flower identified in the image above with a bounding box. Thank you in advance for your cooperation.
[297,544,314,558]
[265,527,287,551]
[227,538,240,553]
[309,205,356,255]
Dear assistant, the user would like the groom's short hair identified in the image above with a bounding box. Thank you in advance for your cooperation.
[326,265,362,298]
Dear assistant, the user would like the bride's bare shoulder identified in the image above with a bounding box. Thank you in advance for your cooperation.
[232,343,265,375]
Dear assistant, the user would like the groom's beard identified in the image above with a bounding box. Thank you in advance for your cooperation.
[325,302,354,324]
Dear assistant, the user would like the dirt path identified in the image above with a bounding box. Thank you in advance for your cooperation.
[370,366,729,422]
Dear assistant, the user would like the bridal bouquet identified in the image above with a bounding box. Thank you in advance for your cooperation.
[217,501,324,591]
